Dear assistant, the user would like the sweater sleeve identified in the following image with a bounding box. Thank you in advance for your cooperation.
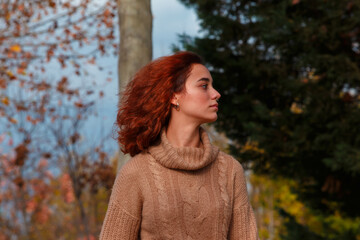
[99,158,143,240]
[228,161,259,240]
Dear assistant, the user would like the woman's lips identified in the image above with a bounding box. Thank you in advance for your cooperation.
[210,104,219,110]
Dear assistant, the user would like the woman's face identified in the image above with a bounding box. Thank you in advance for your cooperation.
[172,64,221,124]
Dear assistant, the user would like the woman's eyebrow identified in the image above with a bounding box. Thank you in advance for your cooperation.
[197,77,211,83]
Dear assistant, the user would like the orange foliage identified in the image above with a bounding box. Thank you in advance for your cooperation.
[35,205,51,224]
[9,44,21,53]
[60,173,75,203]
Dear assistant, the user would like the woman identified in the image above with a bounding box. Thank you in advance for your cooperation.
[100,51,259,239]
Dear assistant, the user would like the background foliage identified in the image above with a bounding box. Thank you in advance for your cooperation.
[0,0,117,239]
[2,0,360,239]
[176,0,360,239]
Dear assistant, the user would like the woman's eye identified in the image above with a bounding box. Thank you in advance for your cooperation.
[201,84,208,89]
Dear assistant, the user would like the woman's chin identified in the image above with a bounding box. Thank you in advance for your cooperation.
[202,114,218,124]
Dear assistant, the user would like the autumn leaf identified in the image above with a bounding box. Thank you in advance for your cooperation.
[17,67,26,75]
[1,97,10,105]
[63,2,71,8]
[26,200,37,213]
[24,51,33,59]
[46,49,54,61]
[74,101,84,108]
[88,57,96,64]
[15,144,29,166]
[6,70,15,79]
[14,176,24,188]
[70,133,80,143]
[10,44,22,53]
[35,205,51,224]
[5,12,11,21]
[56,77,68,93]
[290,102,303,114]
[26,115,37,124]
[58,57,66,68]
[42,152,52,158]
[292,0,300,4]
[18,4,25,12]
[240,139,265,154]
[16,104,27,111]
[37,81,51,91]
[0,78,6,89]
[49,0,56,8]
[60,174,75,203]
[9,118,18,124]
[73,25,81,31]
[103,9,111,17]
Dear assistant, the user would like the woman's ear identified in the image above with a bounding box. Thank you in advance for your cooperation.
[171,94,179,105]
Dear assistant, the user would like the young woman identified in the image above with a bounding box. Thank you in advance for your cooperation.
[100,51,259,239]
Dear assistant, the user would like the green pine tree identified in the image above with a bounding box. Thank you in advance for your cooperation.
[176,0,360,238]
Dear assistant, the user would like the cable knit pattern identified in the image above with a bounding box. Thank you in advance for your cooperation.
[218,154,231,239]
[100,127,259,240]
[148,155,173,239]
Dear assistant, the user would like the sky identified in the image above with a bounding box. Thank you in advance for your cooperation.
[152,0,200,58]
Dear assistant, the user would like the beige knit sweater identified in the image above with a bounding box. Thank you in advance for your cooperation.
[100,127,259,239]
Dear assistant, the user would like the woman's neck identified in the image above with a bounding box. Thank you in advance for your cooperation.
[165,123,202,148]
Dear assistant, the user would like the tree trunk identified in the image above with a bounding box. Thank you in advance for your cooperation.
[117,0,152,171]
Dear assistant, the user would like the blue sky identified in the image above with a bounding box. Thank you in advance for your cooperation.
[152,0,200,58]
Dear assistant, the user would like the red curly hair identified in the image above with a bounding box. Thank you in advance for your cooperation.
[116,51,203,156]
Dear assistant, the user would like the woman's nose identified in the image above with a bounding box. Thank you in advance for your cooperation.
[212,88,221,100]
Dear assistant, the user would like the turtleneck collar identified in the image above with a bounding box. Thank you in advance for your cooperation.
[148,127,219,171]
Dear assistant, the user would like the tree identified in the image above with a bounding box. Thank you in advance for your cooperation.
[116,0,153,170]
[176,0,360,238]
[0,0,118,238]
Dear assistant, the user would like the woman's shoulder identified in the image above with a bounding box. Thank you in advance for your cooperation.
[118,151,151,177]
[218,150,245,175]
[111,152,151,194]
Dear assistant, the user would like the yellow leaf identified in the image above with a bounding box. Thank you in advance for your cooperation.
[6,71,14,77]
[290,102,303,114]
[1,97,9,105]
[240,139,265,154]
[5,12,11,21]
[10,44,21,53]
